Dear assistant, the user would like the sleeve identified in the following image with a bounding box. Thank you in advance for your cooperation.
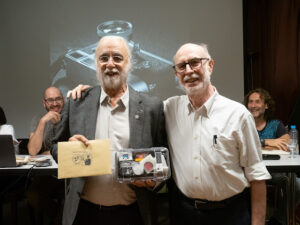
[50,101,71,162]
[151,100,169,192]
[238,114,271,182]
[1,124,17,142]
[29,115,42,133]
[154,100,168,148]
[276,121,288,138]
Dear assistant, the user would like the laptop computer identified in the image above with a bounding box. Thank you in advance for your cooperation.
[0,135,17,167]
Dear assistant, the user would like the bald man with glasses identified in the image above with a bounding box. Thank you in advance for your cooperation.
[165,43,271,225]
[28,86,64,155]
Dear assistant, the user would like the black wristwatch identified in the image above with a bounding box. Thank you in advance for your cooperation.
[260,139,265,147]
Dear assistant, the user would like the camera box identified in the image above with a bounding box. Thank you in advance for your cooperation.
[115,147,171,183]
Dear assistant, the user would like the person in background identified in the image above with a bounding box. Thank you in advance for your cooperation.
[51,35,167,225]
[245,88,289,151]
[28,86,64,155]
[0,106,19,153]
[27,86,65,225]
[245,88,289,225]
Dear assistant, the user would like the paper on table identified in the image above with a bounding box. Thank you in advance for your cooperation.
[15,155,50,165]
[262,150,289,155]
[58,139,112,179]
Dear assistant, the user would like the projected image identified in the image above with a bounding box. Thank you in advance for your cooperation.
[51,20,182,100]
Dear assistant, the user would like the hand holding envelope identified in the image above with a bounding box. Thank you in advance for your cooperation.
[58,139,112,179]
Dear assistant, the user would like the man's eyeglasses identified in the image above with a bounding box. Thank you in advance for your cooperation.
[98,55,124,64]
[44,97,64,104]
[173,58,210,73]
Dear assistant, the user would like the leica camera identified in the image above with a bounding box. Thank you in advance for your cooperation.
[51,20,182,99]
[115,147,170,183]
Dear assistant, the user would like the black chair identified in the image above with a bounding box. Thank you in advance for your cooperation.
[18,138,29,154]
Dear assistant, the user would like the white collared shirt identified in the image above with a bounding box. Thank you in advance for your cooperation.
[164,89,271,201]
[82,86,136,206]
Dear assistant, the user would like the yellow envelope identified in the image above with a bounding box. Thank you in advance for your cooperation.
[58,139,111,179]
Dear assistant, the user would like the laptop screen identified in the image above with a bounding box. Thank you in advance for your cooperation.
[0,135,17,167]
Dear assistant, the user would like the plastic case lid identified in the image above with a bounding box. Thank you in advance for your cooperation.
[115,147,171,183]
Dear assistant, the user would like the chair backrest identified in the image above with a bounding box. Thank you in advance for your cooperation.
[18,138,29,154]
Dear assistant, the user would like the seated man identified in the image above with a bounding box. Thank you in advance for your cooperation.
[245,88,289,150]
[245,88,289,225]
[28,86,64,155]
[27,86,65,225]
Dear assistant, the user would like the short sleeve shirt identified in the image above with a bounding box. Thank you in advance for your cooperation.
[30,115,55,153]
[257,120,287,139]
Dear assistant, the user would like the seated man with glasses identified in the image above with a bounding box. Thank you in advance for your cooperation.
[28,86,64,156]
[27,86,65,225]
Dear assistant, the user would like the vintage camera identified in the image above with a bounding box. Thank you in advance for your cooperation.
[115,147,170,183]
[51,20,182,99]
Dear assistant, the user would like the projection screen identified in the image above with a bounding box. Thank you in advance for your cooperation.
[0,0,244,137]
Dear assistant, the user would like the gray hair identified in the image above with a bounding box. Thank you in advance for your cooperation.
[95,35,132,72]
[196,43,211,59]
[173,42,212,61]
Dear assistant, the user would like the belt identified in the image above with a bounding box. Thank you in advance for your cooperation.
[178,188,249,211]
[80,198,137,212]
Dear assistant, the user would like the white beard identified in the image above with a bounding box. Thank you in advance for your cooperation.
[180,66,211,96]
[97,67,128,91]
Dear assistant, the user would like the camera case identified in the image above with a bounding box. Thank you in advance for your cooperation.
[115,147,171,183]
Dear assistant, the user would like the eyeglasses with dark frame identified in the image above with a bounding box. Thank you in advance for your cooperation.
[172,57,210,73]
[44,97,64,104]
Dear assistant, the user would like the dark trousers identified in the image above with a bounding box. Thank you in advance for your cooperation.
[171,187,251,225]
[27,175,65,225]
[73,199,144,225]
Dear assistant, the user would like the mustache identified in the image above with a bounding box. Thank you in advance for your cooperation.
[104,68,119,75]
[183,73,200,82]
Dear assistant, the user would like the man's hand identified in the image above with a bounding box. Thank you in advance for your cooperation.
[41,111,61,124]
[133,179,156,188]
[69,134,89,146]
[66,84,91,100]
[264,138,288,151]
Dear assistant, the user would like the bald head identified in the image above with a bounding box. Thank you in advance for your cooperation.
[44,86,62,99]
[43,86,64,113]
[174,43,211,63]
[173,43,214,97]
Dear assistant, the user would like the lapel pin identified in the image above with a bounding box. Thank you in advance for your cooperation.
[135,115,139,119]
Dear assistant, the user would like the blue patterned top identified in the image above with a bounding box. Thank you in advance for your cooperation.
[257,120,287,139]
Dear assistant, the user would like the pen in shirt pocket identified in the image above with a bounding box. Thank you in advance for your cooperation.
[213,135,218,145]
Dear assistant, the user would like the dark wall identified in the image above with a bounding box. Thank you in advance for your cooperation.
[243,0,300,124]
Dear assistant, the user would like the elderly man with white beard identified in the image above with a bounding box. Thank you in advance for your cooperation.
[164,43,271,225]
[50,35,167,225]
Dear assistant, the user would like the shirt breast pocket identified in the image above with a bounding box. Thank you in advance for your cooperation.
[212,136,239,167]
